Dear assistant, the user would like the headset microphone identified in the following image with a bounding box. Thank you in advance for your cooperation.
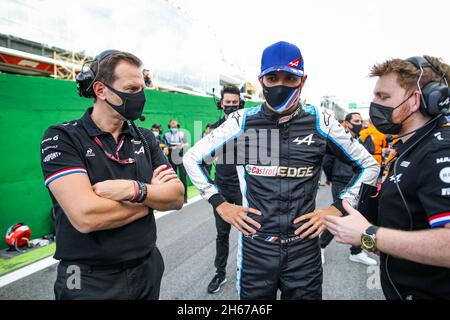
[212,88,221,109]
[139,115,146,121]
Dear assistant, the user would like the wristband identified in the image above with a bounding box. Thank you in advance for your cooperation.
[208,193,226,211]
[129,181,139,202]
[137,181,148,203]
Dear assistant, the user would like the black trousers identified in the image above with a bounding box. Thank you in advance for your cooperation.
[54,247,164,300]
[320,180,362,255]
[213,191,242,278]
[238,234,323,300]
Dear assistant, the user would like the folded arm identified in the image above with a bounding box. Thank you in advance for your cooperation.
[49,173,148,234]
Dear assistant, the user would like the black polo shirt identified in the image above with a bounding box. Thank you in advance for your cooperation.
[40,107,170,265]
[378,117,450,299]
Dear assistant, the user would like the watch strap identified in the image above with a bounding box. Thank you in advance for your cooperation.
[366,225,378,236]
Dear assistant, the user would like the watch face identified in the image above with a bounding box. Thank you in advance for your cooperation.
[361,235,375,250]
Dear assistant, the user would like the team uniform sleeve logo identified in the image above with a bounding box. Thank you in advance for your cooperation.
[41,128,88,188]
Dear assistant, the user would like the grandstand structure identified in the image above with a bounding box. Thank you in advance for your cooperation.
[0,33,86,80]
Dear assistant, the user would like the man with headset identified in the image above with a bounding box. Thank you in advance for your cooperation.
[164,119,189,203]
[206,85,244,294]
[183,41,379,299]
[325,55,450,299]
[40,50,185,299]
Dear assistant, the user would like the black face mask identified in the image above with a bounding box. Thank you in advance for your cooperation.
[223,105,238,115]
[369,93,414,134]
[351,124,363,136]
[104,83,146,121]
[262,83,301,113]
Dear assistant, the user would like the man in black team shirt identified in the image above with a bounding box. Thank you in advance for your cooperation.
[40,50,184,300]
[207,85,244,293]
[326,55,450,299]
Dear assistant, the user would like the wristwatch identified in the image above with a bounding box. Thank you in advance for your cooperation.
[361,225,378,253]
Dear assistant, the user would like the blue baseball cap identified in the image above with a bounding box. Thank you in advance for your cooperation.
[259,41,304,78]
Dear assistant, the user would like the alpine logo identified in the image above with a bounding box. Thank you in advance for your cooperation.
[288,58,301,67]
[293,134,315,145]
[135,146,145,155]
[439,97,450,107]
[245,165,314,178]
[85,148,96,157]
[389,173,402,184]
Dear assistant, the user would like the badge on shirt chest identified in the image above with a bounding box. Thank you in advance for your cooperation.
[383,159,412,184]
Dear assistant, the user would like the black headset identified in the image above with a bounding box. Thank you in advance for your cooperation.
[76,49,120,98]
[168,119,181,129]
[406,56,450,116]
[76,49,154,169]
[381,56,450,300]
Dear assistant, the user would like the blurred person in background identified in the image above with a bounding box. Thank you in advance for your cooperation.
[164,119,189,203]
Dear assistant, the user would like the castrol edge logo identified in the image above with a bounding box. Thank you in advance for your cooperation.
[245,165,314,178]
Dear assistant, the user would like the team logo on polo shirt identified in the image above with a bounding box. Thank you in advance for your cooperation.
[131,139,142,145]
[135,146,145,155]
[389,173,402,183]
[41,135,59,145]
[245,165,314,178]
[436,157,450,164]
[85,148,96,157]
[439,167,450,183]
[43,152,61,163]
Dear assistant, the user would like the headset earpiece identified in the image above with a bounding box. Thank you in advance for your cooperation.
[423,83,450,116]
[239,94,245,109]
[406,56,450,116]
[76,49,120,98]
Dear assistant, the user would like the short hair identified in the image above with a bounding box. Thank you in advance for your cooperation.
[205,123,212,129]
[221,85,240,98]
[151,123,161,130]
[345,112,361,123]
[369,55,450,94]
[91,51,142,86]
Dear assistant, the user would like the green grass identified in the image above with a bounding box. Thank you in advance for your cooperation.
[0,243,56,277]
[187,185,200,198]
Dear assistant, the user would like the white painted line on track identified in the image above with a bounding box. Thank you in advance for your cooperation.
[0,195,204,288]
[0,256,58,288]
[154,195,203,220]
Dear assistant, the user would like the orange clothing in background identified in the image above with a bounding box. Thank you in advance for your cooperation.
[360,125,387,165]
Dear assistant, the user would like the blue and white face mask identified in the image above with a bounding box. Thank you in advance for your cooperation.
[262,84,302,113]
